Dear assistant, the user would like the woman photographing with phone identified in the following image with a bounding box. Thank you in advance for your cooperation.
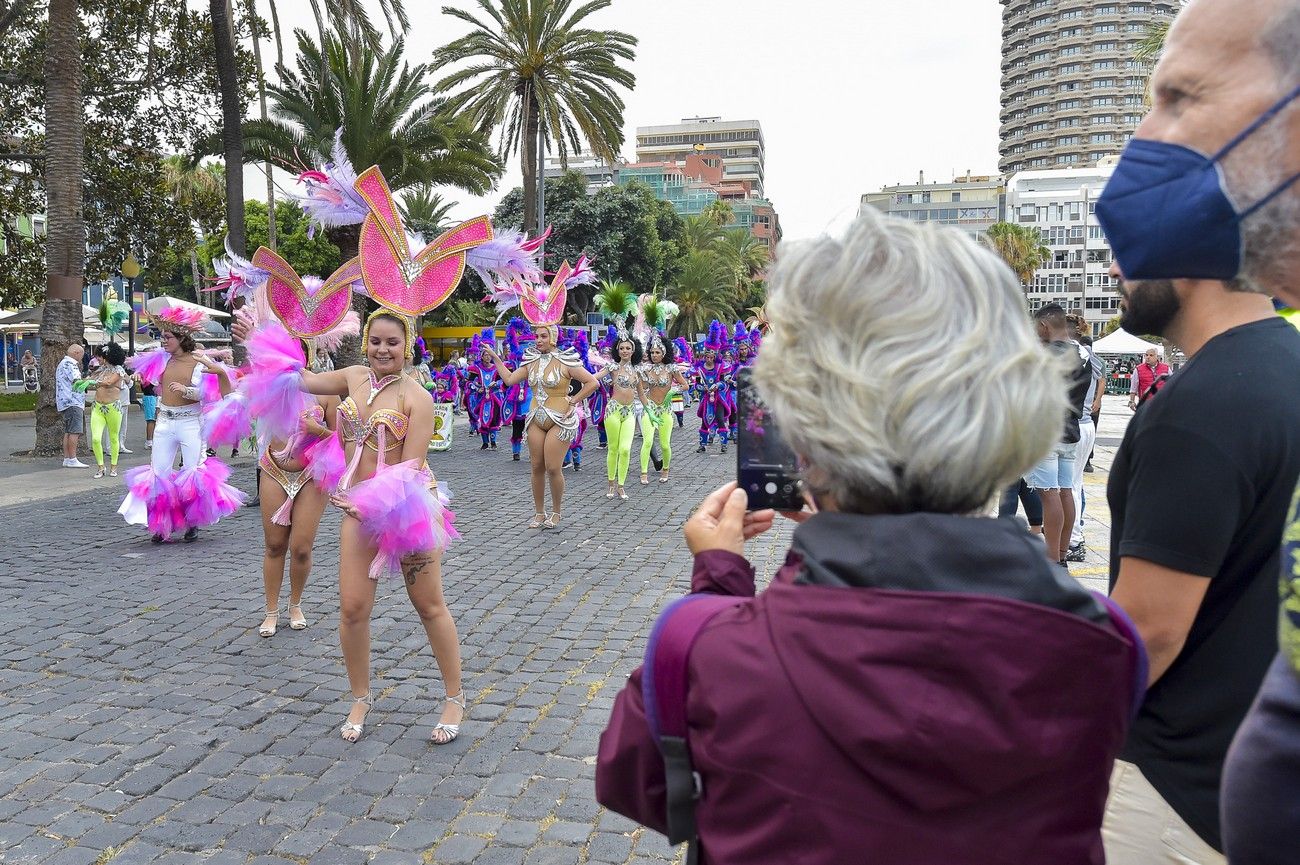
[597,208,1147,865]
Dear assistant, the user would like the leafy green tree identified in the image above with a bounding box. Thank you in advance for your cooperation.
[493,172,686,317]
[197,199,342,283]
[434,298,497,327]
[434,0,637,235]
[702,199,735,228]
[716,225,769,302]
[400,186,459,241]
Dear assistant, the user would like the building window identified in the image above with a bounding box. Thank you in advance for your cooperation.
[1093,23,1119,32]
[1060,46,1083,56]
[1091,114,1115,124]
[1059,63,1084,74]
[1058,135,1081,145]
[1092,132,1114,143]
[1093,96,1116,106]
[1093,60,1118,70]
[1057,117,1080,128]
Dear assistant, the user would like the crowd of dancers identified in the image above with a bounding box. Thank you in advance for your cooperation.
[103,143,764,747]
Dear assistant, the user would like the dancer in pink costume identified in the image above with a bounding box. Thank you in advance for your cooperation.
[118,307,243,543]
[238,158,542,745]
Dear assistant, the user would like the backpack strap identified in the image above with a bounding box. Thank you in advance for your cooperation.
[1091,591,1149,719]
[642,593,746,849]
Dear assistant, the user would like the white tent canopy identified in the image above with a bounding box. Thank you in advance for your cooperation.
[1093,328,1160,355]
[146,296,230,319]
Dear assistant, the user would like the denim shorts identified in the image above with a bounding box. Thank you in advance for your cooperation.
[1025,441,1076,491]
[60,405,83,435]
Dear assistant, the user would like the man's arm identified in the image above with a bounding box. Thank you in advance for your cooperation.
[1110,559,1211,684]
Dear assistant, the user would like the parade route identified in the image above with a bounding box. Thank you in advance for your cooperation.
[0,397,1128,864]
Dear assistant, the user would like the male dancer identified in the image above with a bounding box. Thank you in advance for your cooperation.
[119,308,242,542]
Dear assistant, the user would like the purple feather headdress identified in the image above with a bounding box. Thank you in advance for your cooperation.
[467,226,549,290]
[295,129,368,238]
[206,236,270,308]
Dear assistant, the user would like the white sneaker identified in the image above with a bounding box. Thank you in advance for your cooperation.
[119,446,133,454]
[145,441,153,449]
[61,458,72,467]
[66,459,89,468]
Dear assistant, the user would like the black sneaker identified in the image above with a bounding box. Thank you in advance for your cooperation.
[490,442,498,450]
[1065,543,1087,563]
[720,443,728,454]
[512,453,520,462]
[183,527,198,543]
[480,443,489,450]
[572,462,581,472]
[150,533,165,545]
[696,445,706,453]
[1083,461,1095,473]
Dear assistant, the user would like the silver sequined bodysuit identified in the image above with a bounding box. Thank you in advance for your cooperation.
[524,347,584,441]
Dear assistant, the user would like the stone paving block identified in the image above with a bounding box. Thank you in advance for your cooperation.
[275,827,335,858]
[224,823,287,854]
[42,847,103,865]
[521,846,582,865]
[471,847,527,865]
[430,834,488,864]
[333,818,398,847]
[305,845,368,865]
[586,831,635,864]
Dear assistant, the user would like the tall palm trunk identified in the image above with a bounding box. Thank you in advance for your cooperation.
[35,0,86,457]
[211,0,246,257]
[522,88,539,235]
[329,224,365,367]
[245,0,276,251]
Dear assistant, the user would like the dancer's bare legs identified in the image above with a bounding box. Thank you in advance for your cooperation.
[401,550,464,741]
[338,516,377,739]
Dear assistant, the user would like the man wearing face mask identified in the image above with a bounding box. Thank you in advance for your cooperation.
[1092,1,1300,862]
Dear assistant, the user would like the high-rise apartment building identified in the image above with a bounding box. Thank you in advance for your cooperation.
[635,117,766,197]
[999,1,1177,174]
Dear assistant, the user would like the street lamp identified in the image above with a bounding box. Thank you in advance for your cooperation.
[121,253,141,355]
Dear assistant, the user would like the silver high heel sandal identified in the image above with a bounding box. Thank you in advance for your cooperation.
[287,602,308,631]
[259,608,280,638]
[431,692,468,745]
[340,693,373,742]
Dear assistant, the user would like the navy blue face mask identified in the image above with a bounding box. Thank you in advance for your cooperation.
[1096,82,1300,281]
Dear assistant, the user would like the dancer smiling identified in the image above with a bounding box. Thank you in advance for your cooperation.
[481,258,601,528]
[240,159,543,744]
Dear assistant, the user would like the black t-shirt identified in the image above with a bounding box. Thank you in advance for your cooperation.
[1108,317,1300,851]
[1049,340,1094,444]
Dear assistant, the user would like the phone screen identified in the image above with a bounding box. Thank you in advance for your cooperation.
[735,368,803,511]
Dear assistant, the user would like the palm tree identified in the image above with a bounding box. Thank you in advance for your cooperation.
[162,156,225,296]
[984,222,1050,289]
[703,199,735,228]
[717,226,769,297]
[680,214,724,255]
[1134,19,1171,65]
[668,250,735,339]
[243,29,500,364]
[210,0,246,256]
[400,186,459,241]
[35,0,86,456]
[433,0,637,235]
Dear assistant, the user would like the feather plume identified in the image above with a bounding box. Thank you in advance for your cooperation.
[127,348,169,386]
[296,129,368,237]
[563,255,598,289]
[594,280,636,323]
[311,310,360,353]
[466,227,547,287]
[207,236,270,307]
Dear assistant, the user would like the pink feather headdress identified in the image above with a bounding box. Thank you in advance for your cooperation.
[145,305,208,336]
[294,129,369,238]
[488,255,596,327]
[204,236,270,308]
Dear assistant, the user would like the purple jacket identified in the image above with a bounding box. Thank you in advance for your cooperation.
[597,513,1140,865]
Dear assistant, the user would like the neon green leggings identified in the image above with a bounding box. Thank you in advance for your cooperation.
[639,402,672,474]
[604,403,636,484]
[90,402,122,466]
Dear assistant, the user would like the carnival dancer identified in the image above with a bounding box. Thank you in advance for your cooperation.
[118,307,243,543]
[560,329,596,472]
[590,329,612,450]
[240,156,543,744]
[591,328,648,500]
[480,258,601,528]
[638,332,691,485]
[694,322,732,454]
[88,343,127,479]
[727,322,757,443]
[503,318,534,462]
[466,330,506,450]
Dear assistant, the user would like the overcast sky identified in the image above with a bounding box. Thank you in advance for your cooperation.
[251,0,1004,241]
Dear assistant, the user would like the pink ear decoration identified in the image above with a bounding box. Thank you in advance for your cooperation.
[253,248,356,339]
[304,430,347,493]
[242,321,310,442]
[343,459,459,580]
[201,392,253,449]
[127,347,169,386]
[295,129,368,238]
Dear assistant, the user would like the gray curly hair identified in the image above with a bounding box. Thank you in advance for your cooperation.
[752,208,1067,515]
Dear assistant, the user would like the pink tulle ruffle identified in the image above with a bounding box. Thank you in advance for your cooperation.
[243,322,309,442]
[120,465,186,539]
[304,431,346,493]
[201,392,253,448]
[177,458,246,528]
[344,459,458,580]
[127,348,169,387]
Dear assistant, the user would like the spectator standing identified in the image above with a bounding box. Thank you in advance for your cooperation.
[1027,304,1094,567]
[55,344,88,468]
[1066,316,1105,561]
[1093,2,1300,860]
[597,211,1145,865]
[1128,348,1170,410]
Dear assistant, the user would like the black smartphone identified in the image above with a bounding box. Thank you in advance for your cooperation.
[735,368,803,511]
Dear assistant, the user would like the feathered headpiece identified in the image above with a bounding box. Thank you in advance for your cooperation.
[505,317,534,365]
[468,327,495,360]
[146,305,209,337]
[205,236,271,308]
[674,337,694,366]
[99,298,131,336]
[594,279,637,338]
[294,129,369,238]
[488,255,596,328]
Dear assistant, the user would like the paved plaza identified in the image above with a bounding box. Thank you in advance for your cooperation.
[0,397,1130,864]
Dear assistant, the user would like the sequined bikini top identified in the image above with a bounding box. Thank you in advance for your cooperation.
[609,363,637,390]
[641,363,672,389]
[524,347,582,390]
[338,373,408,451]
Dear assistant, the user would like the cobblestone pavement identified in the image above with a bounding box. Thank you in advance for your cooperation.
[0,398,1128,865]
